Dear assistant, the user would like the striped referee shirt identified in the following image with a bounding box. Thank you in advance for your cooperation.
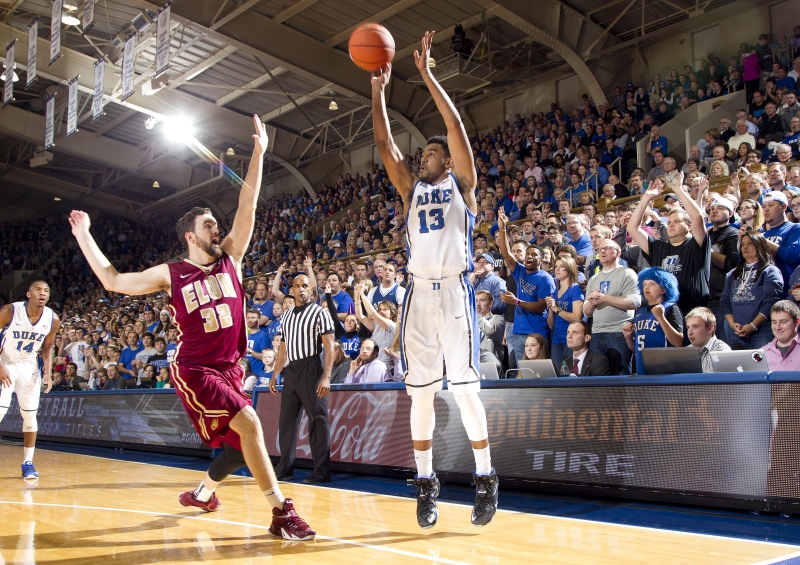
[279,302,335,362]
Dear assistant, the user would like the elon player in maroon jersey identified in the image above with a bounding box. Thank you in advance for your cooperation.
[69,115,316,541]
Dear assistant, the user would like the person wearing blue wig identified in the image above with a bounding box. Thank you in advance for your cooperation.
[622,267,685,374]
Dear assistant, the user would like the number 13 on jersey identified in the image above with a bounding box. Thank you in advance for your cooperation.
[418,208,444,233]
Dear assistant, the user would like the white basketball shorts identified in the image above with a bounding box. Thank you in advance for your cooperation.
[399,273,481,397]
[0,359,41,412]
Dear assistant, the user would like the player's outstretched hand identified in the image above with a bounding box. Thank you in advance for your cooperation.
[371,63,391,89]
[252,115,268,156]
[68,210,91,236]
[42,372,52,394]
[413,31,435,74]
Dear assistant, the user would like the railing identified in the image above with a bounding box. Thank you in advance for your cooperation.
[607,157,624,184]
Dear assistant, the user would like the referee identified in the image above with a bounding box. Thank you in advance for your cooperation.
[269,274,336,484]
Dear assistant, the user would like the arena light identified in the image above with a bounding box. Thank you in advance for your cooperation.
[161,115,195,142]
[62,12,80,26]
[1,64,19,82]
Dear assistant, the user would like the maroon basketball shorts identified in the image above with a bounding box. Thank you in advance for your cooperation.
[169,362,250,450]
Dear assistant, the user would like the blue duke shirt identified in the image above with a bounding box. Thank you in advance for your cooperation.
[246,329,270,376]
[511,264,556,340]
[764,221,800,294]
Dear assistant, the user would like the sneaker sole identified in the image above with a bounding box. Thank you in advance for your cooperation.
[178,495,220,512]
[269,526,316,541]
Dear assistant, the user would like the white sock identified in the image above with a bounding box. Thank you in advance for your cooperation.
[194,475,219,502]
[263,486,285,510]
[23,447,34,464]
[473,447,492,476]
[414,449,433,478]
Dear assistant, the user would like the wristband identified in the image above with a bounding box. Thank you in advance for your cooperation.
[750,323,758,332]
[515,299,520,307]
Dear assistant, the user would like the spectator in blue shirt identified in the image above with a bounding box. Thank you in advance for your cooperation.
[776,66,796,91]
[497,210,557,364]
[646,124,668,162]
[494,185,517,217]
[601,138,623,167]
[471,253,508,315]
[564,214,593,267]
[720,232,783,350]
[586,157,609,192]
[245,309,271,376]
[762,191,800,294]
[326,272,355,322]
[118,331,142,379]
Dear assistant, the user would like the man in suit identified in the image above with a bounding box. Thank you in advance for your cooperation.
[475,290,505,376]
[564,321,612,376]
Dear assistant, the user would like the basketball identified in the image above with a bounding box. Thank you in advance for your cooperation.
[348,23,395,72]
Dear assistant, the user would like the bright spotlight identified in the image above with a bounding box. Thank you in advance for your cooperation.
[162,115,195,142]
[62,12,81,25]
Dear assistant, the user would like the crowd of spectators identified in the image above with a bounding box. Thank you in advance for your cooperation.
[9,26,800,389]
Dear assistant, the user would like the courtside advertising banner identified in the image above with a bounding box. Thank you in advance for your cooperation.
[49,0,62,65]
[26,18,37,88]
[4,40,14,107]
[154,3,170,78]
[256,383,777,501]
[0,392,209,454]
[121,33,135,101]
[92,57,104,121]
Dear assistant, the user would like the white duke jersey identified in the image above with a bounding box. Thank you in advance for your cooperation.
[406,173,475,279]
[0,302,55,363]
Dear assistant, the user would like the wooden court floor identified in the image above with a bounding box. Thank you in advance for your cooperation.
[0,445,798,565]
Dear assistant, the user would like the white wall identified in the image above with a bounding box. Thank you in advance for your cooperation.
[771,0,800,42]
[638,3,771,86]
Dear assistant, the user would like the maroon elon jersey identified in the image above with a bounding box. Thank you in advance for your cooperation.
[167,253,247,368]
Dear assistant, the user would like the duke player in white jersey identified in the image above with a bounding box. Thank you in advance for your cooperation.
[371,31,497,529]
[0,280,59,479]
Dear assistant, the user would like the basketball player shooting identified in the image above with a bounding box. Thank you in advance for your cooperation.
[69,115,316,541]
[0,280,60,480]
[371,31,498,529]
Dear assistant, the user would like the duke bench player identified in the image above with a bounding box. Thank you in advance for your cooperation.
[0,280,59,479]
[371,30,498,530]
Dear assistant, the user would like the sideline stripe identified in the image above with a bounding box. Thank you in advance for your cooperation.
[0,500,471,565]
[21,444,800,550]
[749,550,800,565]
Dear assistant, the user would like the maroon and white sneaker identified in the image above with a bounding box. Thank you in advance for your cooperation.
[178,490,221,512]
[269,499,316,541]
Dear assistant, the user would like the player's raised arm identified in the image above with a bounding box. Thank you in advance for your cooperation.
[69,210,170,296]
[371,65,416,203]
[222,115,267,263]
[414,31,477,213]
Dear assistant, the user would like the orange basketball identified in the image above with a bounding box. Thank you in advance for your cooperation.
[348,23,395,72]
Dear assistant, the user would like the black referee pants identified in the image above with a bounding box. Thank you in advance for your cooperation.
[275,356,331,478]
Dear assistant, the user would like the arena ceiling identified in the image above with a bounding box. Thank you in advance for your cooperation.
[0,0,742,220]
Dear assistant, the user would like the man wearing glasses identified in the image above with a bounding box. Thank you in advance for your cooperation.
[582,239,641,375]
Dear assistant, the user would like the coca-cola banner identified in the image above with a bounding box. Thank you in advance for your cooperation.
[254,382,788,505]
